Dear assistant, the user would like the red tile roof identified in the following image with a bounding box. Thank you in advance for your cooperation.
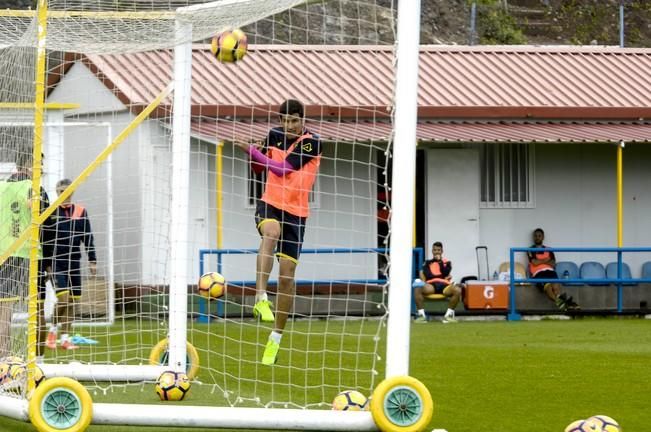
[190,119,651,144]
[81,44,651,120]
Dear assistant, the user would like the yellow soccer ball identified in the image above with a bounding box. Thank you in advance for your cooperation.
[197,271,226,299]
[0,356,24,386]
[332,390,369,411]
[565,419,603,432]
[211,29,248,63]
[587,415,621,432]
[0,362,10,385]
[155,371,191,401]
[8,363,45,388]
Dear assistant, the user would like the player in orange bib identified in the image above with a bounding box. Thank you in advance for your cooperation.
[234,99,322,365]
[528,228,579,311]
[414,241,462,323]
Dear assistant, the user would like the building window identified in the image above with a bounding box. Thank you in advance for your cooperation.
[247,170,320,208]
[480,143,534,208]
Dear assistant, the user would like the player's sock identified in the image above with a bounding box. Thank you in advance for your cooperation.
[269,331,282,344]
[445,308,455,317]
[417,309,426,318]
[256,291,268,303]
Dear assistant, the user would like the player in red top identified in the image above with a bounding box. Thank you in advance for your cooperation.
[234,99,321,365]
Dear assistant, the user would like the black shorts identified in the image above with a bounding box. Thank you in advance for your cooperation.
[255,202,306,263]
[432,282,450,295]
[532,269,558,290]
[53,270,83,299]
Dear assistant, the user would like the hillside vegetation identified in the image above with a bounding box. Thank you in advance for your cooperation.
[0,0,649,47]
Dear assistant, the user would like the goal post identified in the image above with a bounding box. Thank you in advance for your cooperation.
[386,0,422,378]
[0,0,434,430]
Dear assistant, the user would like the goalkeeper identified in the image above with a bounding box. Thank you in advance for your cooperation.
[0,152,51,358]
[234,99,322,365]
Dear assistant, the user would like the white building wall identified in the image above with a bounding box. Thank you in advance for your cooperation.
[479,143,651,278]
[48,63,146,286]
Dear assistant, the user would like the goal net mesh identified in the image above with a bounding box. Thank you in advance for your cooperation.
[0,0,397,411]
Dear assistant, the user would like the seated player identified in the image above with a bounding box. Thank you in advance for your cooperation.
[528,228,579,311]
[414,241,462,323]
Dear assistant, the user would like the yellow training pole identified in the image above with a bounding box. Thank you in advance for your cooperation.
[617,141,624,247]
[0,102,79,110]
[26,0,49,393]
[216,141,224,248]
[0,84,173,267]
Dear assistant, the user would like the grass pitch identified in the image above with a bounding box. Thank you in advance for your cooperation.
[1,317,649,431]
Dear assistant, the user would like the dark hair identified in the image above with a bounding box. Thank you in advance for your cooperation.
[279,99,304,118]
[15,151,44,170]
[56,178,72,189]
[533,228,544,235]
[432,241,443,249]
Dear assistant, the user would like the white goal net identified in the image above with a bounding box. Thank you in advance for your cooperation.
[0,0,426,430]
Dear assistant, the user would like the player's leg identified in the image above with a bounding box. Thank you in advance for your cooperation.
[556,282,579,310]
[48,272,73,349]
[274,257,297,334]
[537,270,574,310]
[438,283,458,323]
[261,259,296,365]
[253,203,280,322]
[414,283,435,322]
[37,263,50,356]
[58,271,80,350]
[443,283,462,309]
[261,214,304,365]
[36,298,46,357]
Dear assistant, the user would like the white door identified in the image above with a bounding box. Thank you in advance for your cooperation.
[425,149,479,281]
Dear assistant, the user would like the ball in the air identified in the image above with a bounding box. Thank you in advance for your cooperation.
[211,29,248,63]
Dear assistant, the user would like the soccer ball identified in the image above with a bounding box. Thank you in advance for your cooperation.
[565,419,603,432]
[197,271,225,299]
[155,370,191,401]
[0,356,24,385]
[211,29,248,63]
[0,362,10,385]
[332,390,369,411]
[7,363,45,388]
[587,415,621,432]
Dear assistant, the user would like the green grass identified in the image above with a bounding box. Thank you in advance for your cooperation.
[2,317,650,431]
